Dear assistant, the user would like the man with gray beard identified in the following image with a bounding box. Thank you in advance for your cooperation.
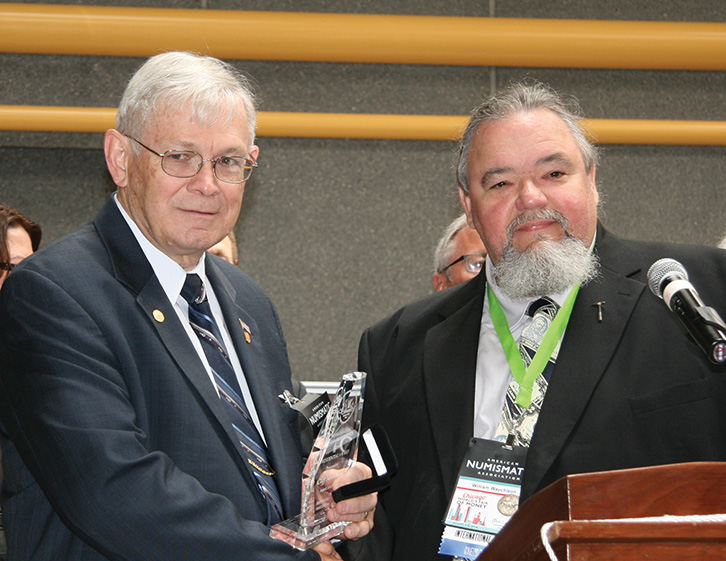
[353,81,726,561]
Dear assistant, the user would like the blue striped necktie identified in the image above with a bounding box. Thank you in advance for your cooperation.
[181,273,283,524]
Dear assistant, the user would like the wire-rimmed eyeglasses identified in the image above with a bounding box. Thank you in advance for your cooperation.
[442,252,486,274]
[125,135,257,184]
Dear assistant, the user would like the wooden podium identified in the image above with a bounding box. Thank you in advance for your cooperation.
[476,462,726,560]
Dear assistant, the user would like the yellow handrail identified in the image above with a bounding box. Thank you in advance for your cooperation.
[2,105,726,145]
[2,3,726,70]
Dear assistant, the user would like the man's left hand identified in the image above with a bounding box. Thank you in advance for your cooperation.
[320,462,377,540]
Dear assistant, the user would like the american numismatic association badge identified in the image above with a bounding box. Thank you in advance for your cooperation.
[439,438,526,560]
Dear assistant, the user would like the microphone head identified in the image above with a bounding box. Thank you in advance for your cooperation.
[647,258,688,298]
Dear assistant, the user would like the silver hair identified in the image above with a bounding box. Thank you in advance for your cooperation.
[116,51,257,150]
[433,213,470,275]
[456,80,598,195]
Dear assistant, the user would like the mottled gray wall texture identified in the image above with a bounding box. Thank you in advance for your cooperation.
[2,1,726,381]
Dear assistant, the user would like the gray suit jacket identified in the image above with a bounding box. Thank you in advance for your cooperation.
[0,197,317,560]
[357,225,726,561]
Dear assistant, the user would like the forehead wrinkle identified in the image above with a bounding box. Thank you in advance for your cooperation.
[535,151,576,168]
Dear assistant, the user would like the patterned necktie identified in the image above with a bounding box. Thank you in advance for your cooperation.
[181,273,283,524]
[494,297,561,447]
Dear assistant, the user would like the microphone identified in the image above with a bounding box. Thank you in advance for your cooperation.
[647,258,726,364]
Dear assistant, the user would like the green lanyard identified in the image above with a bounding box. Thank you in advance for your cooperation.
[488,284,580,409]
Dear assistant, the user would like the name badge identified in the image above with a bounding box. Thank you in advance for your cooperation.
[438,438,526,560]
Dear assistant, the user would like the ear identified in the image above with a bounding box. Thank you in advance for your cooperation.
[586,165,600,211]
[104,129,130,188]
[249,144,260,162]
[458,185,475,229]
[432,273,447,292]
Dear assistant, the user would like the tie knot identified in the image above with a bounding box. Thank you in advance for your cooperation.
[527,296,559,318]
[181,274,206,305]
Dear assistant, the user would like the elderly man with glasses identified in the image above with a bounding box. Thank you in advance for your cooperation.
[0,52,375,561]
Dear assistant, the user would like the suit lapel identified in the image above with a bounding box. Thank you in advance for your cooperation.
[135,279,242,446]
[523,245,646,498]
[207,263,303,517]
[423,275,485,498]
[94,198,265,507]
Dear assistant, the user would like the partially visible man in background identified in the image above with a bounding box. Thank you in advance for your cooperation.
[0,204,41,291]
[432,213,487,291]
[0,203,42,561]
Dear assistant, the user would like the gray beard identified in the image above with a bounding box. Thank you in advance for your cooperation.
[494,234,600,299]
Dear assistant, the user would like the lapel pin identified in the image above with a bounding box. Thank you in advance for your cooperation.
[592,301,605,323]
[239,318,252,343]
[153,309,165,323]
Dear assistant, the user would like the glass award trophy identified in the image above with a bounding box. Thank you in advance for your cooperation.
[270,371,366,550]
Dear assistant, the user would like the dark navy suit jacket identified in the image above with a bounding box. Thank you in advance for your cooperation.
[356,225,726,561]
[0,197,317,560]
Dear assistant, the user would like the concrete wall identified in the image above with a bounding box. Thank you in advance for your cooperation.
[2,0,725,381]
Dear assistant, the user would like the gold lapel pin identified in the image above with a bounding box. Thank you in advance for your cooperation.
[153,309,165,323]
[239,318,252,343]
[592,301,605,322]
